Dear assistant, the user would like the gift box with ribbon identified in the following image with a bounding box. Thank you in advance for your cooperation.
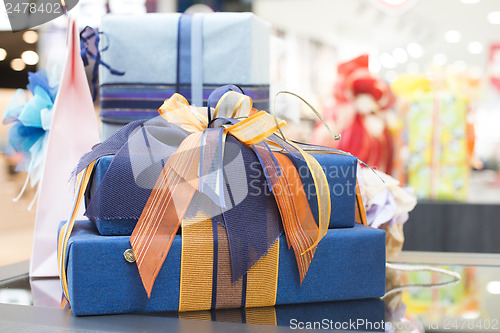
[98,13,270,139]
[60,220,385,316]
[84,145,359,236]
[58,86,385,316]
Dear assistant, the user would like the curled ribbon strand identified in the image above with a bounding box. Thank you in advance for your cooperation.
[272,91,341,142]
[131,132,202,297]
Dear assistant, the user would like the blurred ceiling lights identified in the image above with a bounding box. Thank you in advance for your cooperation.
[21,50,39,65]
[461,311,481,320]
[407,42,423,58]
[468,41,484,54]
[487,281,500,294]
[10,58,26,71]
[22,31,39,44]
[0,48,6,61]
[487,11,500,24]
[393,47,408,63]
[380,52,397,68]
[444,30,462,43]
[433,53,447,66]
[255,0,499,83]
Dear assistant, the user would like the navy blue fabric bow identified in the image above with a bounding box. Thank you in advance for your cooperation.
[80,26,125,101]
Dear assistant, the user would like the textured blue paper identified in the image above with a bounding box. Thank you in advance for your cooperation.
[284,152,358,230]
[85,156,137,236]
[85,151,358,236]
[63,220,385,316]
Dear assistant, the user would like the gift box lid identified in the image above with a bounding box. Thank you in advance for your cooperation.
[99,13,270,86]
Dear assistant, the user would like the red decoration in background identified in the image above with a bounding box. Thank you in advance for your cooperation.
[335,55,395,110]
[312,54,395,174]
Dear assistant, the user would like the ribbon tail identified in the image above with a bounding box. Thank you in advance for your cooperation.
[198,128,226,210]
[27,184,40,211]
[130,132,202,297]
[59,160,97,302]
[80,53,90,67]
[272,153,318,283]
[355,181,368,226]
[79,26,125,101]
[287,141,331,254]
[12,159,33,202]
[252,141,281,192]
[99,60,126,76]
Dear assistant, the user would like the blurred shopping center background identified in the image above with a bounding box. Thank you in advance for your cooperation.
[1,0,500,266]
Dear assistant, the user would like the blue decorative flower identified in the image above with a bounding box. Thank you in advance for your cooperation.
[3,70,59,202]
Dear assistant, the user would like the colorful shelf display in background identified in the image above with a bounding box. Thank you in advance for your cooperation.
[392,74,474,201]
[407,92,469,200]
[312,56,478,201]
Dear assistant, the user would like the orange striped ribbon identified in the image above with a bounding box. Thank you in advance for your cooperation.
[355,181,368,226]
[130,132,202,297]
[272,153,318,283]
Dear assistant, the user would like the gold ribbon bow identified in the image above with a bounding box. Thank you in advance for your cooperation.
[131,91,333,297]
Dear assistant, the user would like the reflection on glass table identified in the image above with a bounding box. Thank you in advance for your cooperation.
[0,252,499,332]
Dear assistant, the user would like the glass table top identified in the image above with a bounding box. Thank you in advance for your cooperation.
[0,251,499,332]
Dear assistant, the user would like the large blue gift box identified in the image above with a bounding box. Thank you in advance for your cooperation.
[99,13,270,139]
[63,85,385,317]
[85,151,358,236]
[61,220,385,316]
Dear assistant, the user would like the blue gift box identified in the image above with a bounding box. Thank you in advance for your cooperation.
[62,220,385,316]
[85,150,358,236]
[99,13,270,139]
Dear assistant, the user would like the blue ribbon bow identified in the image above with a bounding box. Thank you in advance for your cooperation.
[80,26,125,101]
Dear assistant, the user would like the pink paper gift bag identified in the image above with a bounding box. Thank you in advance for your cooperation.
[30,16,100,278]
